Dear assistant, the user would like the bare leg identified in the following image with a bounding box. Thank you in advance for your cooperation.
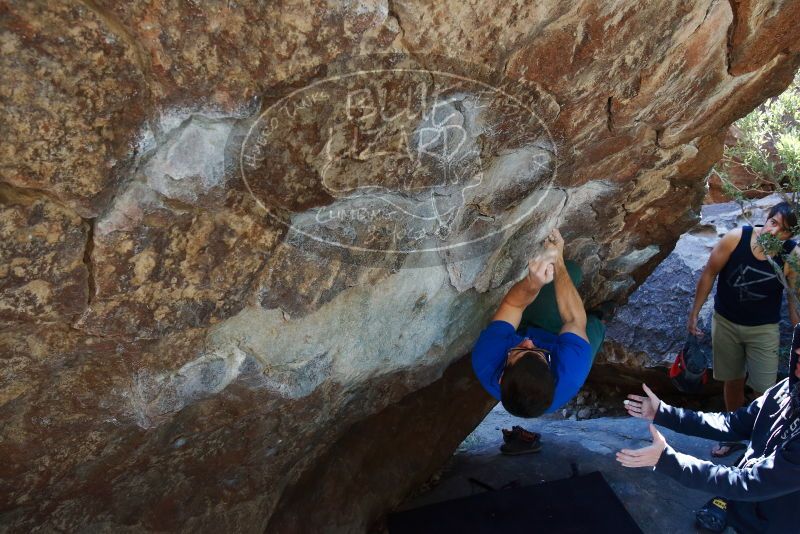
[723,378,747,412]
[746,388,764,404]
[711,378,748,457]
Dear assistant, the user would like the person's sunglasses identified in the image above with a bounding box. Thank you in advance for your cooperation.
[507,346,552,368]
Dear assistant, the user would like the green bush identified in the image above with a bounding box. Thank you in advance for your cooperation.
[716,70,799,198]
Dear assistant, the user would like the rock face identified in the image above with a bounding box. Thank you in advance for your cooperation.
[599,194,796,376]
[1,1,799,532]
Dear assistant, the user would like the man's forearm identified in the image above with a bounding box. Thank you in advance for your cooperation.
[654,401,757,442]
[554,259,585,326]
[691,270,715,316]
[492,256,554,328]
[501,278,541,310]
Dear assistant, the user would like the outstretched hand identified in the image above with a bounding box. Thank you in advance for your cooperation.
[623,383,661,421]
[616,424,667,468]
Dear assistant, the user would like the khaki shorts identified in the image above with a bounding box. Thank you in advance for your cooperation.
[711,311,780,393]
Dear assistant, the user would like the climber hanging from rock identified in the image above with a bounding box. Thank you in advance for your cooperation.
[471,228,607,454]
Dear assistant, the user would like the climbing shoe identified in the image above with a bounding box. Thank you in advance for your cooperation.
[500,426,542,455]
[696,497,727,533]
[501,425,540,444]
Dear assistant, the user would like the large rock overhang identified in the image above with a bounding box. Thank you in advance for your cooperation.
[1,1,799,531]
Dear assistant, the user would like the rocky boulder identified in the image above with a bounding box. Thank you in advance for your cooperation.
[1,1,799,532]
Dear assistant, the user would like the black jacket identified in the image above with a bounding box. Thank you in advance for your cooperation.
[654,360,800,533]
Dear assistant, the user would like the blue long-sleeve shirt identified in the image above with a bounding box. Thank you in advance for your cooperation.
[653,378,800,533]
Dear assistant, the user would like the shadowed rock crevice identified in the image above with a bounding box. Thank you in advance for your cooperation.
[264,354,495,534]
[82,217,96,309]
[725,0,740,75]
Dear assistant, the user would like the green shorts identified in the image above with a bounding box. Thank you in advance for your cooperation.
[711,311,780,393]
[519,260,606,359]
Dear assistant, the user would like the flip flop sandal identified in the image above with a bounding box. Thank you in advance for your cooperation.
[710,441,747,458]
[696,497,727,532]
[501,426,541,444]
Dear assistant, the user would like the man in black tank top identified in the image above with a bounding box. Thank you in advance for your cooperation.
[688,202,799,457]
